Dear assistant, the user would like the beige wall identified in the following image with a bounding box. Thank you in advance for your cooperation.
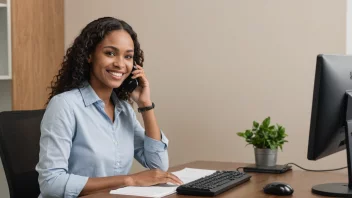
[65,0,347,173]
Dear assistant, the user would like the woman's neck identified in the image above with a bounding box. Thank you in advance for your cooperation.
[89,79,113,105]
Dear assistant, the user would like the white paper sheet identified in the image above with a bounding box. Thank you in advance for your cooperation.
[110,168,216,197]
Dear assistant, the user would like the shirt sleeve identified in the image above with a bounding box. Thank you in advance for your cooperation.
[35,95,88,198]
[132,110,169,171]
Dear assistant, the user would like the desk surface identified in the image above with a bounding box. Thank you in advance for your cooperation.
[82,161,347,198]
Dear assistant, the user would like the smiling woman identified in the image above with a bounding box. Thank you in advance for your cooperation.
[89,31,134,89]
[48,17,144,102]
[35,17,182,198]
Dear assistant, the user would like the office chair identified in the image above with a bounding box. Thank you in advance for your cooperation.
[0,109,45,198]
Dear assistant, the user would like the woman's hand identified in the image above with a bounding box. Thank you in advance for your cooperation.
[126,169,183,186]
[130,65,152,107]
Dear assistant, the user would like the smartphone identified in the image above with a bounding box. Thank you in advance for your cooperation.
[123,64,138,93]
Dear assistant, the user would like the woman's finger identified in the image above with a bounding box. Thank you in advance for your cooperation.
[133,65,144,73]
[162,176,179,185]
[135,65,143,70]
[132,69,144,76]
[131,73,145,79]
[165,172,183,185]
[168,173,183,185]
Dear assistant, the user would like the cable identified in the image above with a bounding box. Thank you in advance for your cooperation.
[236,167,245,171]
[285,162,347,172]
[236,163,346,172]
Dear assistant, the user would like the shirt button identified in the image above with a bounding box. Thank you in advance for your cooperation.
[113,140,118,145]
[117,162,120,166]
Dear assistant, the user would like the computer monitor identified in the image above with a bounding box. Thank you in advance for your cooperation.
[308,54,352,197]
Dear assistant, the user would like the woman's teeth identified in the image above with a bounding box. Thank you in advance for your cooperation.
[109,71,122,77]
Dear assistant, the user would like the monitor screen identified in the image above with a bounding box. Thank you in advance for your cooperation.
[308,54,352,197]
[308,54,352,160]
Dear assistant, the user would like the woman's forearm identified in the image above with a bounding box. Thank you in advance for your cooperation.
[79,175,133,196]
[140,108,161,140]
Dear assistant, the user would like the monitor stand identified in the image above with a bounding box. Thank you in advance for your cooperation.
[311,91,352,197]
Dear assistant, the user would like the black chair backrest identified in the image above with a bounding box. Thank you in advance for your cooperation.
[0,110,45,198]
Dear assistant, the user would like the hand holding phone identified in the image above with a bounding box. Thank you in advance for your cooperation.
[128,64,152,107]
[123,64,138,93]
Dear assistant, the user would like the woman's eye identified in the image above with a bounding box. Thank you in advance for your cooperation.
[125,55,133,59]
[105,51,115,56]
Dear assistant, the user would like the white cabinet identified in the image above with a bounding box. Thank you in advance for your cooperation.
[0,0,11,79]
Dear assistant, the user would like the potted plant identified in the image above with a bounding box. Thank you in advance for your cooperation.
[237,117,288,167]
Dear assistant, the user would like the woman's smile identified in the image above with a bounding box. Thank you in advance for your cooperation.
[106,70,125,80]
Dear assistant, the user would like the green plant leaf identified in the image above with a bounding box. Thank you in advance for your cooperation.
[270,144,276,150]
[269,130,278,138]
[278,126,285,137]
[263,117,270,128]
[257,127,264,137]
[253,121,259,129]
[237,132,245,137]
[245,130,253,138]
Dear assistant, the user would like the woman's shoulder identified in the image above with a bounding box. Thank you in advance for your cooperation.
[48,89,81,108]
[43,90,80,128]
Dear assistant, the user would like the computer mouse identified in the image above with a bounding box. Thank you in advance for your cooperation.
[263,182,294,196]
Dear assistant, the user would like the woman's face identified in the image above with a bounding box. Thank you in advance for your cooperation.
[89,30,134,90]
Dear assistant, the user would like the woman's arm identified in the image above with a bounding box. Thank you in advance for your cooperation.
[79,176,130,196]
[139,104,161,140]
[80,169,183,196]
[131,65,161,141]
[130,65,170,171]
[36,96,88,198]
[132,110,169,171]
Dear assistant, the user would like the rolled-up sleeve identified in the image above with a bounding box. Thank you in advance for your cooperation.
[133,112,169,171]
[144,131,169,152]
[35,96,88,198]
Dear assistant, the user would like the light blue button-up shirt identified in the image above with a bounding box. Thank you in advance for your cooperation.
[35,82,169,198]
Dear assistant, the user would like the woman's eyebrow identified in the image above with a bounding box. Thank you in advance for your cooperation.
[103,46,118,51]
[103,46,134,53]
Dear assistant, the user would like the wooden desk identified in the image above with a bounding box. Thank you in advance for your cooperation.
[82,161,347,198]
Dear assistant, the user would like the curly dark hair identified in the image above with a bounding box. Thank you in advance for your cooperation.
[48,17,144,103]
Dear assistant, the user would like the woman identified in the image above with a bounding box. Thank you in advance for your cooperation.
[36,17,182,198]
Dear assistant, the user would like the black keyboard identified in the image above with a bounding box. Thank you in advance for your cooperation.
[176,170,251,196]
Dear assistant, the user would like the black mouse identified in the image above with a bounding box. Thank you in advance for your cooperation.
[263,182,294,196]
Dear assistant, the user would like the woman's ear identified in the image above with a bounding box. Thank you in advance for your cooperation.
[88,54,92,63]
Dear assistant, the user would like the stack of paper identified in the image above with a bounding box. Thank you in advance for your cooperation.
[110,168,216,197]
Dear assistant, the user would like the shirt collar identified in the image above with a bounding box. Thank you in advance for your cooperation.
[78,81,125,113]
[111,90,125,113]
[79,81,101,106]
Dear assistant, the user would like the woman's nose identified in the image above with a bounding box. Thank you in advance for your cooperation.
[113,58,126,68]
